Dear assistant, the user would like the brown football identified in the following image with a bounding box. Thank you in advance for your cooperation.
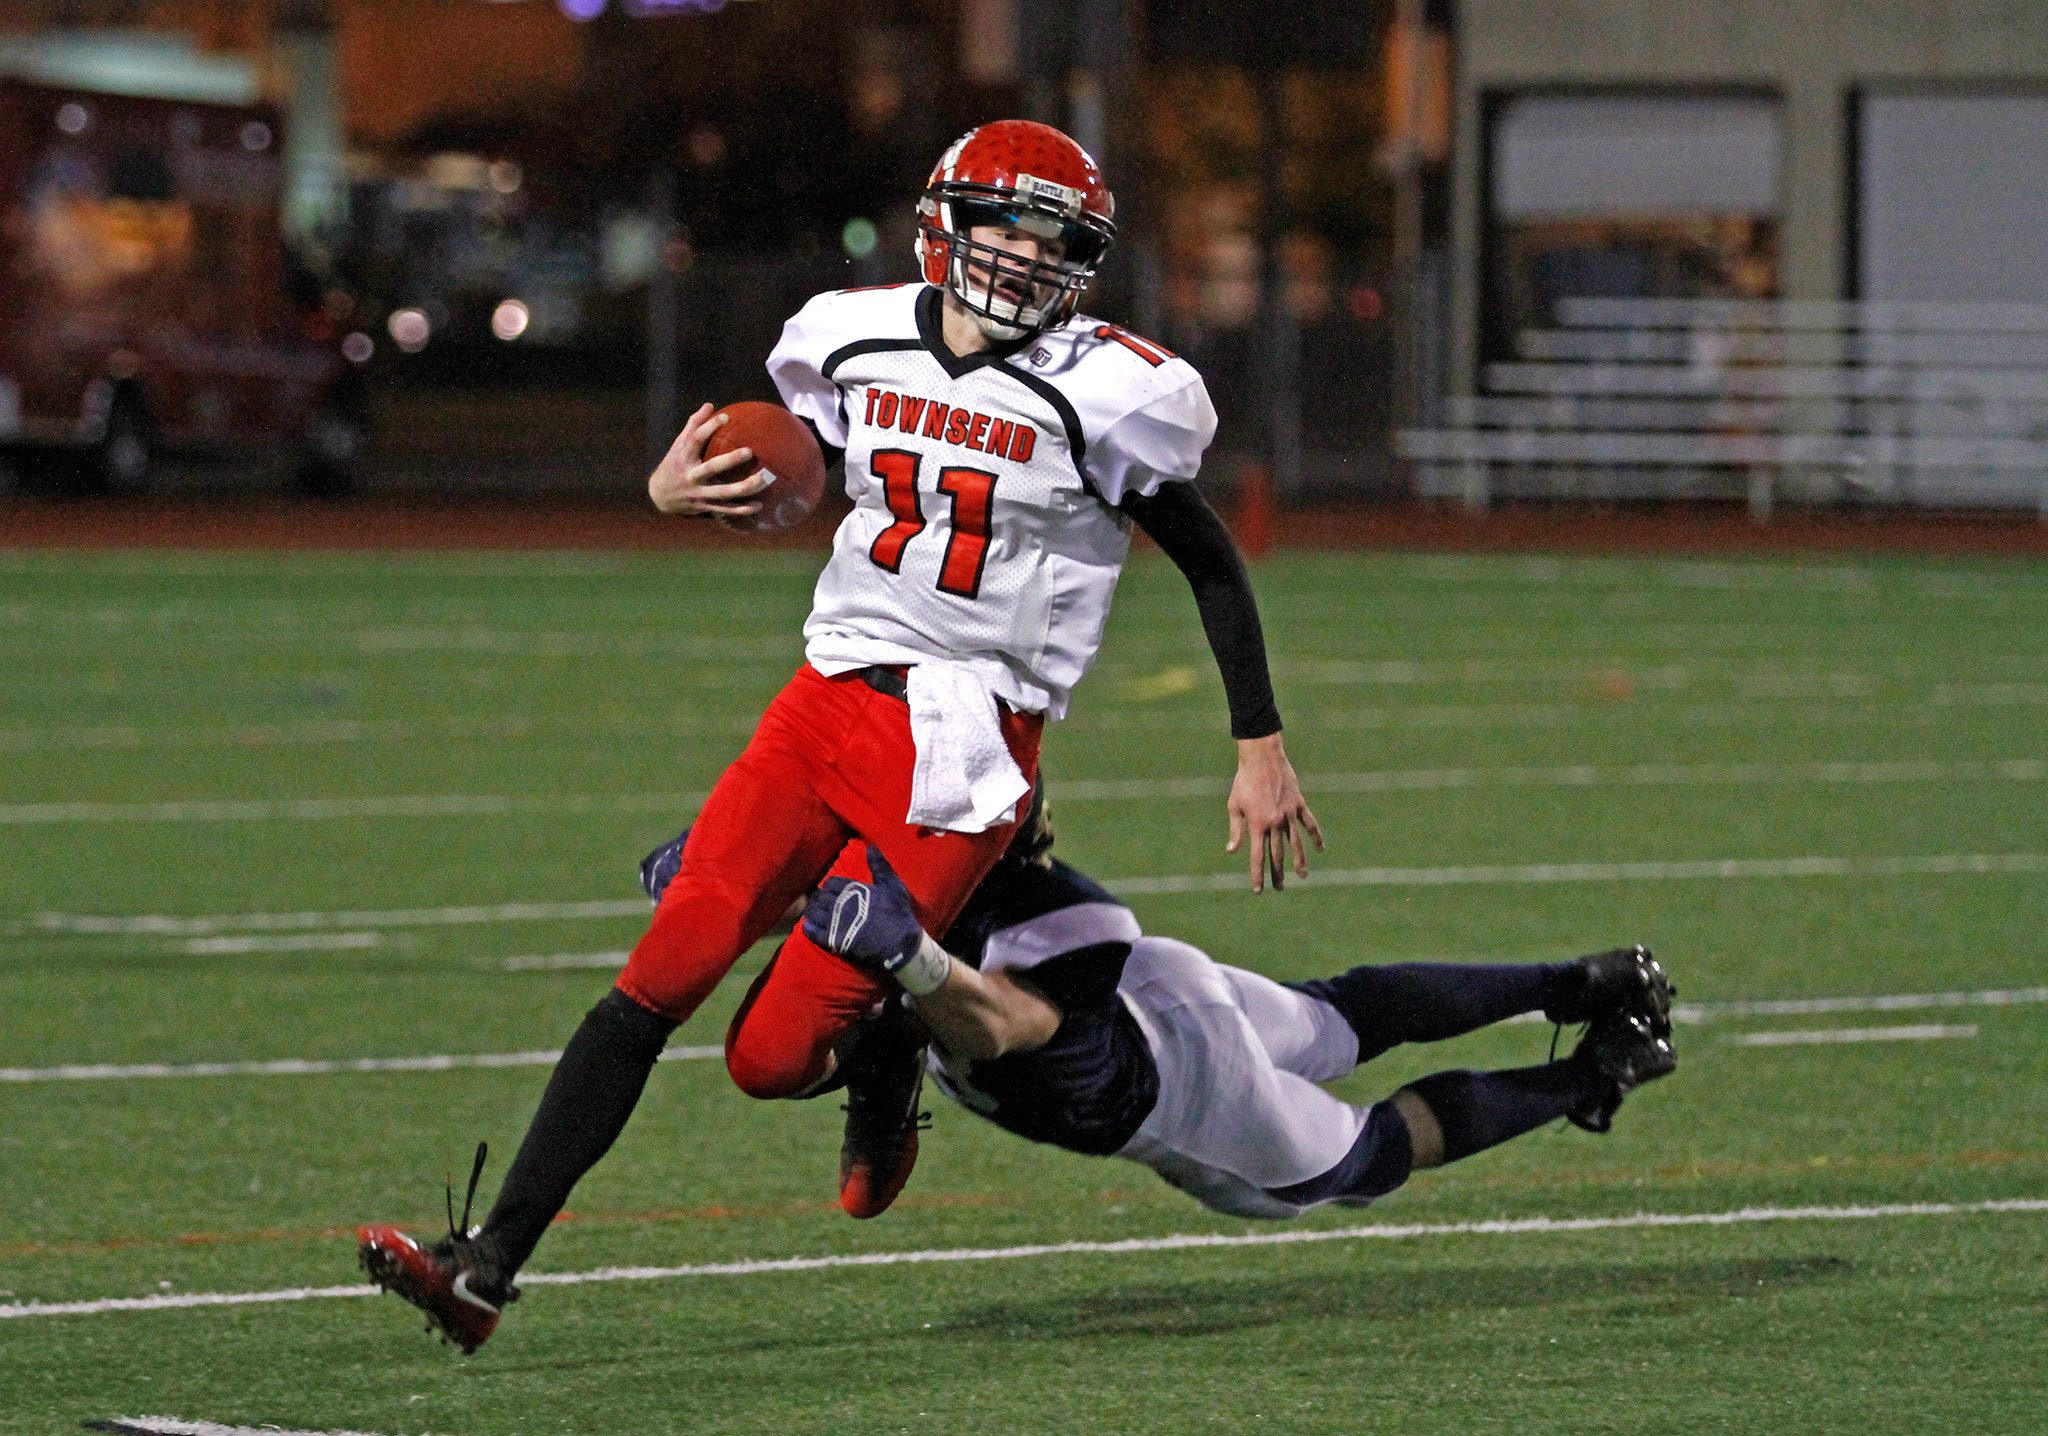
[703,401,827,534]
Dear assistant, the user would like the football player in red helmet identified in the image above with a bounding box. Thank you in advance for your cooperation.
[359,118,1325,1356]
[914,119,1118,342]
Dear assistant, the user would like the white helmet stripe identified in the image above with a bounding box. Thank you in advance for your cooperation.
[937,128,975,184]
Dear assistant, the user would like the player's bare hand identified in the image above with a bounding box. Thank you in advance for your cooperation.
[1225,733,1323,893]
[647,403,772,518]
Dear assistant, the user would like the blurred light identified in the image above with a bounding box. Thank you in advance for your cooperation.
[240,120,272,152]
[1346,285,1386,323]
[559,0,607,18]
[491,299,531,342]
[487,160,523,194]
[841,218,879,258]
[425,152,490,190]
[3,33,257,105]
[685,126,727,168]
[387,308,431,353]
[55,102,89,135]
[341,331,375,365]
[600,215,663,289]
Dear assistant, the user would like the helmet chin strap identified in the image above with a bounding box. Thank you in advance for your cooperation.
[970,307,1032,342]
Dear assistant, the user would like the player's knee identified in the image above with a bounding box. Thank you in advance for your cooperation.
[612,966,698,1025]
[1262,1101,1414,1208]
[724,1030,831,1100]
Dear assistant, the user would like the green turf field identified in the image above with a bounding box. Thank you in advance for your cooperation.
[1,544,2043,1435]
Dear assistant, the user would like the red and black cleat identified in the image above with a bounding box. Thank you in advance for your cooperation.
[356,1224,517,1355]
[837,1001,932,1219]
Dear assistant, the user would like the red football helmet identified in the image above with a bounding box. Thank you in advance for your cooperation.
[915,120,1117,340]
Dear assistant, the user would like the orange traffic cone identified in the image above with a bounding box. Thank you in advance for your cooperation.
[1236,459,1275,559]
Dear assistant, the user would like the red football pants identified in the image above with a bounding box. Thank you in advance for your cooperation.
[615,663,1042,1098]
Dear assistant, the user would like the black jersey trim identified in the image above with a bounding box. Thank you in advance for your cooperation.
[822,337,925,383]
[992,360,1090,487]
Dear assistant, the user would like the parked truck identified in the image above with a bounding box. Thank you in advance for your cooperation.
[0,78,369,494]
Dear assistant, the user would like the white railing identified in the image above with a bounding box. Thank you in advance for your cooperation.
[1400,298,2048,516]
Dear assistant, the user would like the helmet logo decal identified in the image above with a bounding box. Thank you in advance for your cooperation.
[1015,172,1085,218]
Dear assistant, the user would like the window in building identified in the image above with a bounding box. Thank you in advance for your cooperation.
[1856,89,2048,304]
[1482,92,1782,357]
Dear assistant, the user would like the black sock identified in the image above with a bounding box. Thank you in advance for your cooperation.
[1292,962,1570,1062]
[1404,1061,1598,1164]
[480,988,676,1274]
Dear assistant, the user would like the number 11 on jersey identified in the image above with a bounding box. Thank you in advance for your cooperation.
[867,448,998,600]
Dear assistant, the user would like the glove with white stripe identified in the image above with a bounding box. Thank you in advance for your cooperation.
[802,846,950,995]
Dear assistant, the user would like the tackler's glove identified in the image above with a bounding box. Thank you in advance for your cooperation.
[639,826,690,905]
[802,846,951,994]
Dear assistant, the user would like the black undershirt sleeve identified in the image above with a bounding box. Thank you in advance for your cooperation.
[798,416,847,476]
[1119,481,1282,740]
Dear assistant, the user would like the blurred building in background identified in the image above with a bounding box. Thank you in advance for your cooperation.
[1410,1,2048,516]
[1452,0,2048,387]
[1,0,2042,509]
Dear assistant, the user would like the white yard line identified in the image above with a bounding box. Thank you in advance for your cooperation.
[1106,851,2048,896]
[4,677,2042,755]
[0,717,598,754]
[9,759,2041,827]
[0,792,707,826]
[0,553,640,579]
[7,985,2035,1085]
[1681,986,2048,1020]
[1505,984,2048,1027]
[0,714,756,754]
[0,627,796,666]
[4,1198,2042,1322]
[24,899,652,938]
[182,933,383,956]
[88,1419,402,1436]
[1075,701,1980,735]
[495,950,633,971]
[0,1045,724,1084]
[1062,758,2047,802]
[1724,1024,1979,1047]
[0,701,1956,757]
[22,852,2047,938]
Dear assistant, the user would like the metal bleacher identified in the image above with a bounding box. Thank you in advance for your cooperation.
[1400,297,2048,517]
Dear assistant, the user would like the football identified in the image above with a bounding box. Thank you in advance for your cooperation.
[703,401,827,534]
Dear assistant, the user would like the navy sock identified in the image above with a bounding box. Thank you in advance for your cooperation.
[481,988,676,1274]
[1292,961,1570,1062]
[1404,1061,1598,1163]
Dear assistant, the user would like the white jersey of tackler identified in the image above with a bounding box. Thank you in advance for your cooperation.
[767,282,1216,719]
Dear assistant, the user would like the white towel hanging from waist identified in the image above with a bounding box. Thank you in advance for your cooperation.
[903,661,1030,834]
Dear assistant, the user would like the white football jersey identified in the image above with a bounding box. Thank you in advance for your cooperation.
[767,282,1216,718]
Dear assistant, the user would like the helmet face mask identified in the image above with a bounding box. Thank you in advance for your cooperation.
[916,122,1116,341]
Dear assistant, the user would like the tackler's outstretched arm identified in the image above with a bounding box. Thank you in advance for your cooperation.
[801,846,1062,1061]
